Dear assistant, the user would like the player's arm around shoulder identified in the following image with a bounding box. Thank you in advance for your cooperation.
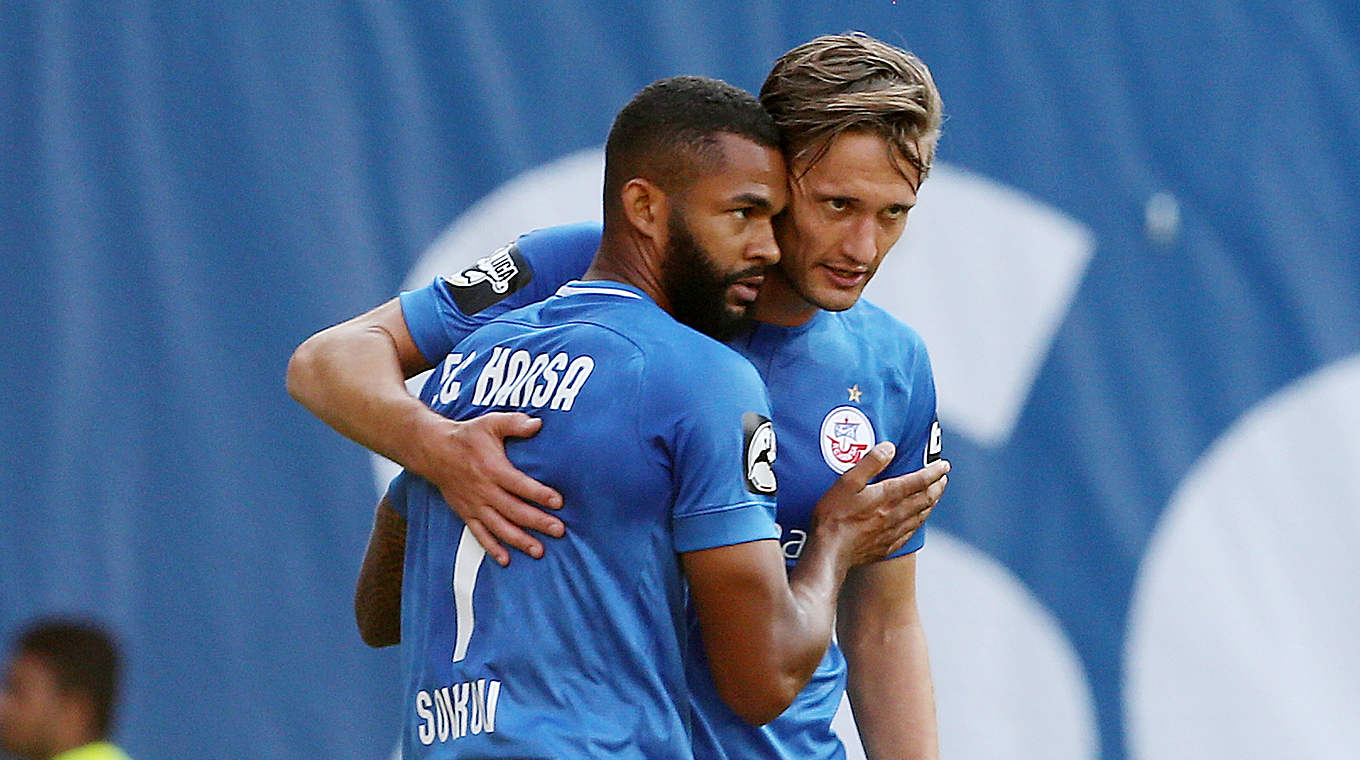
[288,290,565,566]
[837,552,939,760]
[286,297,437,465]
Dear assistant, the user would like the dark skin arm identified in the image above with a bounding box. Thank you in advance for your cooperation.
[355,495,407,648]
[683,445,948,724]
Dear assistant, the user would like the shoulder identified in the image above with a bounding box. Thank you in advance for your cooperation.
[838,298,930,364]
[626,321,766,405]
[843,298,926,346]
[432,222,602,316]
[652,324,760,376]
[513,221,602,261]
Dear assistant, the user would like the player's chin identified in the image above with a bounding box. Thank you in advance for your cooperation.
[723,301,752,323]
[808,286,863,313]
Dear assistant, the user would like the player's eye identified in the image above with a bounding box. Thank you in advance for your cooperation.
[883,204,911,221]
[827,198,849,212]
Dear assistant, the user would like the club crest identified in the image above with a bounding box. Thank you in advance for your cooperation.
[820,405,876,473]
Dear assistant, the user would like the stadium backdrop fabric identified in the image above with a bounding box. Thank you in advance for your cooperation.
[3,2,1358,759]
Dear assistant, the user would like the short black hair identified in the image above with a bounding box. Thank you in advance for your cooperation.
[15,619,121,736]
[603,75,780,223]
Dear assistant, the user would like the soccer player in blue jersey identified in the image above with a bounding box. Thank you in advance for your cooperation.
[292,71,945,759]
[293,35,947,760]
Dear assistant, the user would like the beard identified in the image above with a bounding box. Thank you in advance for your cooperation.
[661,211,762,341]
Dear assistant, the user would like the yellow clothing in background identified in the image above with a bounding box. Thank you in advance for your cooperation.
[51,742,133,760]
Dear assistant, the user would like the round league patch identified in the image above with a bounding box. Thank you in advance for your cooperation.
[819,405,876,474]
[742,412,777,494]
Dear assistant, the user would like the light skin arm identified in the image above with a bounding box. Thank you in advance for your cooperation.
[355,496,407,648]
[838,552,939,760]
[286,298,564,566]
[682,445,948,725]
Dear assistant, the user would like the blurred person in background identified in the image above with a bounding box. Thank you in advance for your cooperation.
[0,619,132,760]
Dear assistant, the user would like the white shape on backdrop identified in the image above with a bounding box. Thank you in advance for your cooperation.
[378,148,1100,759]
[863,163,1095,447]
[833,531,1098,759]
[1125,353,1360,760]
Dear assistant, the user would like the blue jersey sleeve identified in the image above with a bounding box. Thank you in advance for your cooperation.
[884,332,940,557]
[400,221,602,363]
[647,348,781,553]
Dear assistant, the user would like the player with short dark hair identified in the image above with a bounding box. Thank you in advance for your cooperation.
[0,619,132,760]
[312,74,941,759]
[290,33,949,760]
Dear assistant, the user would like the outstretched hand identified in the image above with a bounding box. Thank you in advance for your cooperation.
[413,411,565,566]
[812,442,950,568]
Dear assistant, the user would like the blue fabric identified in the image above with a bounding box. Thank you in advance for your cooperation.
[6,4,1360,759]
[399,223,939,758]
[390,281,777,758]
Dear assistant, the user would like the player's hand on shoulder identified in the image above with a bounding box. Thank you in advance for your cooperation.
[812,443,950,567]
[412,411,566,567]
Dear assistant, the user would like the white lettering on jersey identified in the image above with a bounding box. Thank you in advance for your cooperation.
[415,679,502,746]
[467,346,595,412]
[416,690,435,745]
[472,346,509,405]
[491,349,534,406]
[548,355,594,411]
[437,352,478,405]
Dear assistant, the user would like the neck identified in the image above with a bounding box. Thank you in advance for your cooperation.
[751,266,819,327]
[583,229,672,312]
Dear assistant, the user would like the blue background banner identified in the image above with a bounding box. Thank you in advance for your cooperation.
[4,3,1358,759]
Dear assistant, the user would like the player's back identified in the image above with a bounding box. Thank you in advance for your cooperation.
[396,280,779,759]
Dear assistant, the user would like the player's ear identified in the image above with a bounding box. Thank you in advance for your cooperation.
[620,177,669,244]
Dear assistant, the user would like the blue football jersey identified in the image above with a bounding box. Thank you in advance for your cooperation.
[689,305,939,760]
[388,279,780,759]
[400,223,942,760]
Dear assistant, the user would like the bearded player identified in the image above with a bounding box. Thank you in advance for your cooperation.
[290,33,948,760]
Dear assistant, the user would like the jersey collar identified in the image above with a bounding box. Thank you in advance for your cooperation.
[555,280,649,301]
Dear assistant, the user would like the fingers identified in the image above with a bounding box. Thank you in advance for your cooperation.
[872,460,950,558]
[836,441,896,492]
[881,496,936,557]
[875,458,950,504]
[486,411,546,441]
[465,519,511,567]
[473,507,548,563]
[473,414,563,510]
[487,491,565,538]
[500,468,564,511]
[441,479,564,562]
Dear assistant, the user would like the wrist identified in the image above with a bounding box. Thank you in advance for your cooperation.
[789,528,850,601]
[391,402,452,478]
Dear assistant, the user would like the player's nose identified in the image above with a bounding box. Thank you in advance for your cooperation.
[841,216,878,264]
[748,219,781,266]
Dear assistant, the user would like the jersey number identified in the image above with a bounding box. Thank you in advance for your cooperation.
[451,524,488,662]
